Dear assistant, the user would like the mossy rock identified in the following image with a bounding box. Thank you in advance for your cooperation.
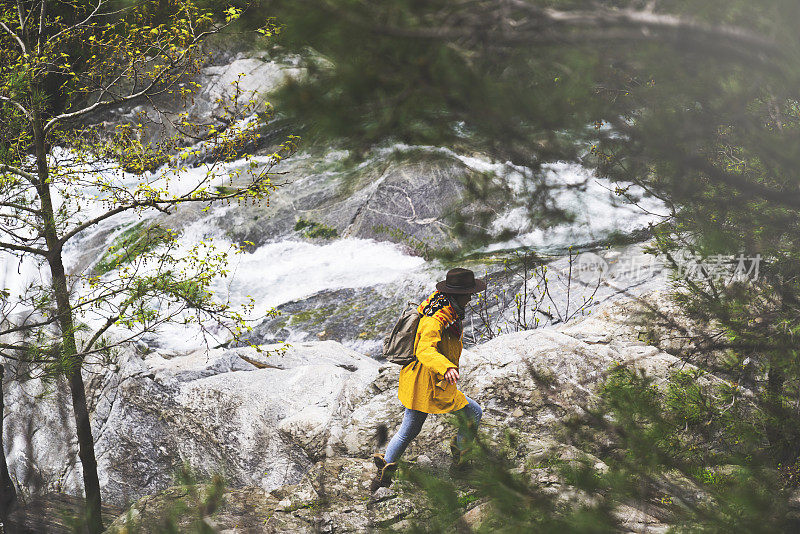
[95,222,174,275]
[294,218,338,239]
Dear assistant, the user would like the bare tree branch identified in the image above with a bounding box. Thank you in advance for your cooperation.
[0,164,38,184]
[81,299,133,354]
[0,95,33,121]
[19,0,38,32]
[0,20,26,53]
[0,317,59,337]
[0,241,47,256]
[0,201,41,216]
[16,0,25,29]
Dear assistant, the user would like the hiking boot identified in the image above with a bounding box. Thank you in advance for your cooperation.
[370,454,398,492]
[372,453,387,470]
[449,436,474,476]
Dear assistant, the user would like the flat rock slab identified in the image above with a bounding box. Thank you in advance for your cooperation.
[4,342,382,507]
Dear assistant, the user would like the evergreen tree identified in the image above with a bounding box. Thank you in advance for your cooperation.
[250,0,800,530]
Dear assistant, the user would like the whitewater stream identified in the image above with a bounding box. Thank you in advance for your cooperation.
[0,144,670,354]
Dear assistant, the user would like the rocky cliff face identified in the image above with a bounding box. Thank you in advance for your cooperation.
[5,287,693,533]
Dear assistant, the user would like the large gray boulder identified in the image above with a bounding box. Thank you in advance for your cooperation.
[4,341,381,507]
[212,149,498,253]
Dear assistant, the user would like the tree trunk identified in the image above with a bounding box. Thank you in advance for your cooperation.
[0,365,18,524]
[66,361,103,534]
[765,366,793,465]
[32,113,104,534]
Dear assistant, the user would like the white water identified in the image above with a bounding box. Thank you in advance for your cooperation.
[154,215,426,351]
[375,144,669,253]
[0,148,428,353]
[1,143,667,353]
[484,161,670,252]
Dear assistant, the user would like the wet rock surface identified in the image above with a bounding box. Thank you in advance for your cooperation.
[235,240,670,360]
[211,150,497,254]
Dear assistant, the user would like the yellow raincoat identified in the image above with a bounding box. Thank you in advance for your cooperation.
[397,292,469,414]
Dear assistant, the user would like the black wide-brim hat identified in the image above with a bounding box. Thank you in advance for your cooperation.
[436,268,487,294]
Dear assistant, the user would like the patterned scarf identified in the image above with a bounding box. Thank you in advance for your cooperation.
[417,290,463,338]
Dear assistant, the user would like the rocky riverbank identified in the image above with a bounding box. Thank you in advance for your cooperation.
[4,287,694,532]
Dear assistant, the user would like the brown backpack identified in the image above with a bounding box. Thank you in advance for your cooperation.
[382,301,421,367]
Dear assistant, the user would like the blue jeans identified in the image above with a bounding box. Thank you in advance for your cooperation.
[383,396,483,463]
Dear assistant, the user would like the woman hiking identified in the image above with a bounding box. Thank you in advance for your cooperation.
[371,268,486,492]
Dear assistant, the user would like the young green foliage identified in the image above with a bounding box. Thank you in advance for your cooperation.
[0,1,296,531]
